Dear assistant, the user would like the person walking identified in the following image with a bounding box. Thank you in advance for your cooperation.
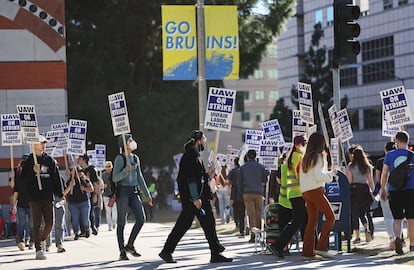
[65,168,94,240]
[102,161,117,231]
[216,166,231,225]
[53,175,67,253]
[300,132,337,260]
[229,157,245,237]
[78,154,99,235]
[12,155,33,251]
[159,130,232,264]
[380,131,414,255]
[21,135,64,260]
[237,149,268,243]
[375,141,396,250]
[346,147,375,244]
[272,135,307,257]
[112,133,153,261]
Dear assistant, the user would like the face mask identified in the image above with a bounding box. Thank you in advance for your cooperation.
[129,140,138,151]
[198,144,205,152]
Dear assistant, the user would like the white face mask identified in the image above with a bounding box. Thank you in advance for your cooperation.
[129,140,138,151]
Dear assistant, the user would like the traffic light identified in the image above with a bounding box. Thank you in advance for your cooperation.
[334,0,361,65]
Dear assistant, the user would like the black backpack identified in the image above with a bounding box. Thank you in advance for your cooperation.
[388,151,413,190]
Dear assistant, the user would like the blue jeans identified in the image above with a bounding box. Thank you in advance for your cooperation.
[68,200,91,234]
[216,188,230,224]
[54,204,65,246]
[17,207,32,243]
[116,186,146,251]
[93,206,102,229]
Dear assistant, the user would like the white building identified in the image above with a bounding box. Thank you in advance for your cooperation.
[277,0,414,156]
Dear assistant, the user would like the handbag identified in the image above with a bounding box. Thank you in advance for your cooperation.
[388,151,413,190]
[108,193,116,207]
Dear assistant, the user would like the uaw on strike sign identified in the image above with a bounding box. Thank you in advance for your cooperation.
[108,92,131,136]
[1,114,22,146]
[380,85,412,128]
[204,87,236,132]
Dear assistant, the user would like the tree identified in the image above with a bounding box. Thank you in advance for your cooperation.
[269,98,292,139]
[270,23,348,138]
[65,0,295,167]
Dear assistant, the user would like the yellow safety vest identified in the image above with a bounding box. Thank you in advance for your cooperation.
[286,151,302,199]
[278,163,292,209]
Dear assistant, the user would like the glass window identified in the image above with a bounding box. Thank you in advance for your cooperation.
[348,110,359,131]
[254,69,264,79]
[267,69,278,80]
[255,90,265,100]
[383,0,393,9]
[364,108,381,129]
[256,112,265,122]
[269,90,278,101]
[398,0,408,5]
[243,91,250,101]
[241,112,250,122]
[326,6,333,25]
[361,36,394,61]
[340,67,358,87]
[315,9,323,25]
[362,60,395,84]
[241,132,246,143]
[267,46,277,58]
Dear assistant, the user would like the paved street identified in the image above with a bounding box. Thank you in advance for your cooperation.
[1,217,414,269]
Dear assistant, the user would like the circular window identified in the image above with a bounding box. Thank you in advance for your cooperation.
[49,18,57,27]
[18,0,26,7]
[29,5,37,13]
[39,11,47,20]
[58,26,64,35]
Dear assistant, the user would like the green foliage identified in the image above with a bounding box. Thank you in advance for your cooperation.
[269,98,292,139]
[65,0,295,167]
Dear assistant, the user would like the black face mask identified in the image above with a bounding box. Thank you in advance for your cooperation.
[198,143,205,152]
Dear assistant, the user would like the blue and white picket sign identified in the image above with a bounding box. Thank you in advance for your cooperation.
[204,87,236,132]
[260,119,285,146]
[173,153,183,169]
[292,110,306,139]
[16,105,39,144]
[259,139,279,170]
[330,138,340,168]
[215,153,228,168]
[95,144,106,171]
[1,114,22,146]
[108,92,131,136]
[245,129,264,153]
[382,109,399,137]
[45,130,63,157]
[298,82,314,125]
[51,122,69,151]
[328,105,342,139]
[380,85,413,128]
[67,119,87,156]
[87,150,96,167]
[337,109,353,142]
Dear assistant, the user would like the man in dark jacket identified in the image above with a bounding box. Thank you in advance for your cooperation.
[159,130,232,264]
[21,135,64,260]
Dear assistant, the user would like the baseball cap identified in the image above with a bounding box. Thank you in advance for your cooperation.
[118,133,132,148]
[35,134,48,144]
[190,130,204,141]
[293,135,307,145]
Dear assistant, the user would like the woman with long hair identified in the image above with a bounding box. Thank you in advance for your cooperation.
[345,147,375,244]
[300,133,337,260]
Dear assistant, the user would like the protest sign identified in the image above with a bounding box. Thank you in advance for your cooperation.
[245,129,264,153]
[204,87,236,132]
[292,110,306,138]
[260,119,285,146]
[328,105,342,139]
[67,119,87,156]
[108,92,131,136]
[95,144,106,171]
[380,85,412,128]
[298,82,314,124]
[1,114,22,146]
[16,105,39,144]
[337,109,353,142]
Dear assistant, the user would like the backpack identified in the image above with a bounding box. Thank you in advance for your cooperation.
[110,154,138,196]
[388,151,413,190]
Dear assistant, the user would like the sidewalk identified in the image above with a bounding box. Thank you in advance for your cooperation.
[1,216,414,269]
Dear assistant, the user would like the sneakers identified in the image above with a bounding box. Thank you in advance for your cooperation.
[74,234,80,240]
[365,231,372,242]
[159,251,177,263]
[395,237,404,255]
[119,251,129,261]
[352,237,361,244]
[210,254,233,263]
[124,245,141,257]
[315,250,335,259]
[57,245,66,253]
[18,242,25,251]
[35,250,47,260]
[91,227,98,235]
[28,242,33,250]
[269,246,284,259]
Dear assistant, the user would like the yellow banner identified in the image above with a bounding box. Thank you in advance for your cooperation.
[162,5,197,80]
[162,5,239,80]
[205,6,239,80]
